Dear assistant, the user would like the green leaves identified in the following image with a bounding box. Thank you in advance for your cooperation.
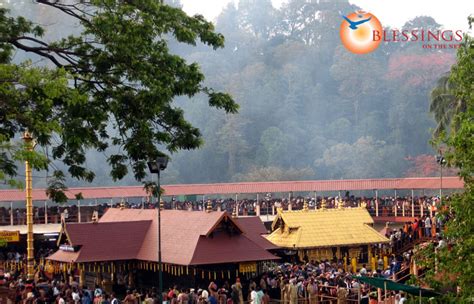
[0,1,237,201]
[46,170,68,204]
[420,17,474,300]
[205,89,239,113]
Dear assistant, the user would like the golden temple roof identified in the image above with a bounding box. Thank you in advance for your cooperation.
[266,207,388,249]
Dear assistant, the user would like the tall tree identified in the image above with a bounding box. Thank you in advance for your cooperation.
[416,17,473,300]
[0,1,237,199]
[429,73,466,136]
[216,115,250,179]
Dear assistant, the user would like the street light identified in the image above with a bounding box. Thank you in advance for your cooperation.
[265,193,271,221]
[147,156,168,304]
[435,153,447,205]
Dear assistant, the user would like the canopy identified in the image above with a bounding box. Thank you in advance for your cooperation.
[356,276,440,297]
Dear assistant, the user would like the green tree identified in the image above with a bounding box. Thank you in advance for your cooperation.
[417,17,474,300]
[429,73,467,136]
[0,1,237,199]
[315,137,406,179]
[256,127,290,167]
[216,115,250,178]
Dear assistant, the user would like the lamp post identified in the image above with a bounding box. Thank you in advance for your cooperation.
[22,131,35,281]
[265,193,271,221]
[147,157,168,304]
[435,153,447,205]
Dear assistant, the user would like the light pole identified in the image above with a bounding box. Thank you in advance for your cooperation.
[265,193,271,221]
[147,157,168,304]
[435,153,447,205]
[22,131,35,281]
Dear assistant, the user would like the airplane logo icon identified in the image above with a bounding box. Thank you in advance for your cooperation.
[341,15,372,30]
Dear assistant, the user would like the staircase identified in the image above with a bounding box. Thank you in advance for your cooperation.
[393,237,433,255]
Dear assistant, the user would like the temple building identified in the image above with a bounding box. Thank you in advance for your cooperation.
[47,208,278,289]
[266,201,389,266]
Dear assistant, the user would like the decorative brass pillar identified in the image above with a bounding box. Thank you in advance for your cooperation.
[206,199,212,213]
[22,131,35,281]
[303,199,309,211]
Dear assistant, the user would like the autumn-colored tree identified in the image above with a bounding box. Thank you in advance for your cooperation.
[404,154,458,177]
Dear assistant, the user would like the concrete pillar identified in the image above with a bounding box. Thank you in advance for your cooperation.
[288,192,291,210]
[375,190,379,217]
[235,194,238,215]
[256,194,260,216]
[45,201,48,224]
[411,189,415,217]
[10,202,13,225]
[77,200,81,223]
[272,205,275,215]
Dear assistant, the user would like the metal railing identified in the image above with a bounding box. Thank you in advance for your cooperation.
[0,200,440,226]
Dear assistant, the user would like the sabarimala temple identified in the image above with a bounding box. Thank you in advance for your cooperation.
[46,208,278,290]
[266,200,389,268]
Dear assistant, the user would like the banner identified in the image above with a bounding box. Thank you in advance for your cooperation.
[239,262,256,273]
[0,231,19,242]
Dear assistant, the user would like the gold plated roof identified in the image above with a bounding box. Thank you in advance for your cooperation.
[266,207,388,248]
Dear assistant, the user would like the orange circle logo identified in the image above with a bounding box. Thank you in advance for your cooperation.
[340,11,382,54]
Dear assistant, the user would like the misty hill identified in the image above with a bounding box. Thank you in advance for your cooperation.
[2,0,457,187]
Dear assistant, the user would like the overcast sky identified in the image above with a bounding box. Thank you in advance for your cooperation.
[181,0,473,31]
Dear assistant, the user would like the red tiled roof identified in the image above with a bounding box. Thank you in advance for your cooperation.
[47,250,79,263]
[189,233,278,265]
[48,221,151,263]
[234,217,279,250]
[49,209,278,265]
[0,177,463,202]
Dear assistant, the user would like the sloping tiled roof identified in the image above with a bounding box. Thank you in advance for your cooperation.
[234,217,279,250]
[189,233,278,265]
[0,177,463,202]
[48,209,278,265]
[266,208,388,249]
[48,221,151,263]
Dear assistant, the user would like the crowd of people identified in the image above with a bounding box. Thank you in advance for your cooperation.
[141,194,444,219]
[0,193,447,303]
[0,257,417,304]
[0,248,54,264]
[0,194,446,227]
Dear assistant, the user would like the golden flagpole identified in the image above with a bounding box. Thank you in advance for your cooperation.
[22,131,35,281]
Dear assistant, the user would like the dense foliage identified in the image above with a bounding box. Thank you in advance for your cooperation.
[415,17,473,301]
[0,0,464,189]
[159,1,456,184]
[0,0,237,197]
